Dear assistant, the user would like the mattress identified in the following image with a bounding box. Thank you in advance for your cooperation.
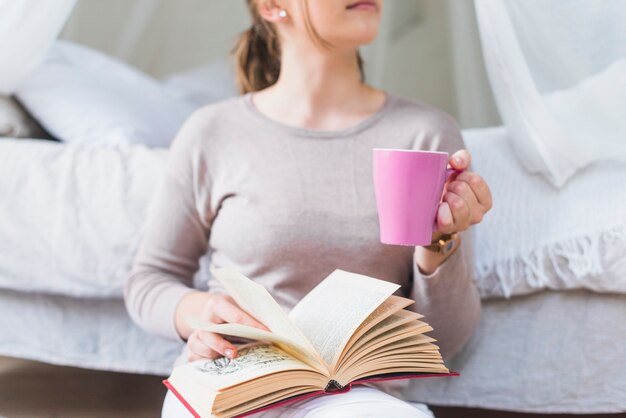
[0,288,181,375]
[404,289,626,413]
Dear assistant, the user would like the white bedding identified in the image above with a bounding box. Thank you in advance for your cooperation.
[0,138,166,298]
[0,289,181,375]
[15,41,197,148]
[1,127,625,300]
[404,289,626,413]
[466,127,626,298]
[1,126,626,405]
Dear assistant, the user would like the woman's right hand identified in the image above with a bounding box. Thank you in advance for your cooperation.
[185,293,269,362]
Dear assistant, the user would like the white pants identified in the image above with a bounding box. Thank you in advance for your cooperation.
[162,386,434,418]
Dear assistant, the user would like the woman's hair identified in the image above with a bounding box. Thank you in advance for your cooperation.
[233,0,364,94]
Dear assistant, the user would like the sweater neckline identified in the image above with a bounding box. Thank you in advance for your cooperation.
[241,91,393,138]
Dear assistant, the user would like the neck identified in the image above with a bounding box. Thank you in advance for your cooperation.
[250,38,386,131]
[270,42,366,113]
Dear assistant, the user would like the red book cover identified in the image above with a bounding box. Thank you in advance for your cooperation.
[163,371,459,418]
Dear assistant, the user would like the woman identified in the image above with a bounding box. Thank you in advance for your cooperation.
[124,0,493,416]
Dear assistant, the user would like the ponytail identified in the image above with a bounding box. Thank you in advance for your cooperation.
[233,0,281,94]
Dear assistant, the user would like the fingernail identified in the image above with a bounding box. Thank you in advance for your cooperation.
[455,157,463,165]
[225,349,234,358]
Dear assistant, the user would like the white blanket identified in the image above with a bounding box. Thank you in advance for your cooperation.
[465,127,626,298]
[0,138,166,297]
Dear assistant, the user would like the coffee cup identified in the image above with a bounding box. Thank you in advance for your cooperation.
[373,148,462,246]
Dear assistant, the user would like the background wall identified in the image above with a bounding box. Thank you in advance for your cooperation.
[59,0,500,128]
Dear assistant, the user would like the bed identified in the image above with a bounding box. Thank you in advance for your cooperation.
[2,123,625,414]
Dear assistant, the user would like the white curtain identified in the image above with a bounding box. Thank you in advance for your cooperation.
[475,0,626,187]
[0,0,76,94]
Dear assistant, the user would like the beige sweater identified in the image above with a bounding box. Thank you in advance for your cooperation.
[124,93,480,360]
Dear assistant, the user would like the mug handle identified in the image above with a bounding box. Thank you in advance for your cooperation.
[432,167,464,233]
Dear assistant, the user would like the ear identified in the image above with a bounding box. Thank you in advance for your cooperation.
[257,0,288,23]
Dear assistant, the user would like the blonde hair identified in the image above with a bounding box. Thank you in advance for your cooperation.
[233,0,364,94]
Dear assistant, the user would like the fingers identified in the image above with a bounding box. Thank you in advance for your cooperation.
[454,171,493,210]
[187,294,271,363]
[187,331,237,362]
[436,202,455,234]
[209,297,269,331]
[446,179,480,225]
[443,190,471,230]
[436,168,493,234]
[449,149,471,171]
[215,299,269,331]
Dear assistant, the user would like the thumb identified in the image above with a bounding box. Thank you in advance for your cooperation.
[449,149,471,170]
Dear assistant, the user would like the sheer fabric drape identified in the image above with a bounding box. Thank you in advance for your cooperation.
[475,0,626,187]
[0,0,76,94]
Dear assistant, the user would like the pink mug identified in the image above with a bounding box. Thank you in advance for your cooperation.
[373,148,461,246]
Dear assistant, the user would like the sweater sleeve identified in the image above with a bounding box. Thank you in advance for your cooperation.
[124,111,214,341]
[410,229,480,360]
[408,111,481,361]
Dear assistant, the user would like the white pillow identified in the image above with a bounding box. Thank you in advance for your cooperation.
[162,59,238,108]
[15,40,196,147]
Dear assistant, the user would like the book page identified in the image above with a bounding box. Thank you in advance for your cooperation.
[186,319,320,368]
[172,344,318,391]
[287,269,400,369]
[210,267,326,371]
[337,310,422,369]
[332,296,414,370]
[352,296,416,340]
[187,319,286,345]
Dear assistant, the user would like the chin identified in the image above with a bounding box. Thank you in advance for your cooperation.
[343,30,379,48]
[327,22,380,48]
[355,28,379,45]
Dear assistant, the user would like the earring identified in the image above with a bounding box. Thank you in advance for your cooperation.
[278,9,287,18]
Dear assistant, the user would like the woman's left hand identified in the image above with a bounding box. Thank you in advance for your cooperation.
[436,149,493,234]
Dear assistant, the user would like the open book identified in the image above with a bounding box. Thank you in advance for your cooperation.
[164,267,457,418]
